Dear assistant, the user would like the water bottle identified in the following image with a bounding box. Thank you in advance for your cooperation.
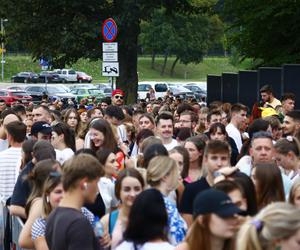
[93,216,104,238]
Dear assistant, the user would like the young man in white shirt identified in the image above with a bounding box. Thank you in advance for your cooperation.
[156,112,178,151]
[226,103,248,153]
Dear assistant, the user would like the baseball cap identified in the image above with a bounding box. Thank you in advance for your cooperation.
[30,121,52,136]
[193,188,242,218]
[112,89,124,97]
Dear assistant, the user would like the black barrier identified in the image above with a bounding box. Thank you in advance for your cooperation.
[222,73,238,103]
[238,70,258,108]
[258,67,282,99]
[207,75,222,103]
[282,64,300,109]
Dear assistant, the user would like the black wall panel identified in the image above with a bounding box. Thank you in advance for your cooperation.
[222,73,238,103]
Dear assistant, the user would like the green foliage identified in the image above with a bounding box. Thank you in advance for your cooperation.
[140,7,224,74]
[224,0,300,66]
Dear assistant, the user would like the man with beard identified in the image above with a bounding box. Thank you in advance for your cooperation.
[111,89,124,106]
[282,110,300,137]
[260,85,281,110]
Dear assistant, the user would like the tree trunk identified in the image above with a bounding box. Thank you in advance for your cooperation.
[170,57,179,77]
[160,52,168,76]
[116,15,140,104]
[151,52,155,69]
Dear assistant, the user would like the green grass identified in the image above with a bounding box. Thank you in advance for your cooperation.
[1,54,252,82]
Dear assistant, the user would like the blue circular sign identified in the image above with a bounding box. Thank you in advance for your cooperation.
[102,18,118,42]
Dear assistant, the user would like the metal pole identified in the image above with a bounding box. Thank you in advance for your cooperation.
[1,18,4,81]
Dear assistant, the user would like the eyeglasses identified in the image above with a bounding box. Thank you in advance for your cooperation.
[114,95,124,100]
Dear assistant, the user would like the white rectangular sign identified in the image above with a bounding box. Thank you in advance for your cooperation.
[103,52,118,62]
[103,42,118,52]
[102,62,119,76]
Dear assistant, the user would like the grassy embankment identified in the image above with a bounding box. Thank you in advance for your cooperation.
[1,54,251,83]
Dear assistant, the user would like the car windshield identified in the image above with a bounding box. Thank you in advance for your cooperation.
[12,92,28,96]
[155,84,168,92]
[46,86,66,93]
[88,89,101,95]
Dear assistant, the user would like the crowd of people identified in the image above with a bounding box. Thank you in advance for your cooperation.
[0,84,300,250]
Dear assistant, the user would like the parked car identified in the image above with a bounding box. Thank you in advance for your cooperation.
[102,87,112,97]
[76,71,92,83]
[71,87,105,103]
[69,84,95,90]
[138,82,168,99]
[38,71,64,83]
[53,69,77,83]
[25,85,76,103]
[183,84,207,100]
[0,89,32,106]
[11,72,39,83]
[168,85,196,100]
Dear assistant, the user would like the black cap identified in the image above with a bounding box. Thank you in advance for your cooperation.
[193,189,242,218]
[30,121,52,136]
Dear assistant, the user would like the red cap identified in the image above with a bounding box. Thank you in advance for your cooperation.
[112,89,124,97]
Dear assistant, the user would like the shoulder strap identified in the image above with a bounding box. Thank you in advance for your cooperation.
[108,209,119,236]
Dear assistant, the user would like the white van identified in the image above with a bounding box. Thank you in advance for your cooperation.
[53,69,77,83]
[138,82,168,99]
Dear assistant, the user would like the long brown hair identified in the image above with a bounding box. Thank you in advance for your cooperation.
[254,163,285,210]
[186,214,234,250]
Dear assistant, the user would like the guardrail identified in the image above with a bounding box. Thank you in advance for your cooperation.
[1,201,28,250]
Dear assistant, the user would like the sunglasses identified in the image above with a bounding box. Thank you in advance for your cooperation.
[114,95,124,100]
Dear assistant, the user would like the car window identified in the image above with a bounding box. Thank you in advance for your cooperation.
[155,84,167,92]
[12,92,28,96]
[47,86,65,93]
[62,71,67,75]
[104,88,112,93]
[71,90,78,94]
[0,91,6,96]
[26,87,39,92]
[88,89,101,95]
[138,84,151,91]
[69,70,76,75]
[78,89,86,95]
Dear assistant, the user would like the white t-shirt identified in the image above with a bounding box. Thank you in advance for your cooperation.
[0,147,22,201]
[0,139,8,152]
[55,148,74,164]
[226,123,242,153]
[115,241,174,250]
[98,177,119,213]
[163,139,178,151]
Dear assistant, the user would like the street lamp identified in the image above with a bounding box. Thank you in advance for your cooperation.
[1,18,8,81]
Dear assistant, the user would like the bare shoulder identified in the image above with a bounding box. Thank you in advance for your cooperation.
[174,242,189,250]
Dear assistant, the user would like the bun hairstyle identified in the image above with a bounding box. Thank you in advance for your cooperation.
[237,202,300,250]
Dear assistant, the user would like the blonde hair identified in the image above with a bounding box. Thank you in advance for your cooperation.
[289,179,300,205]
[236,202,300,250]
[146,156,178,187]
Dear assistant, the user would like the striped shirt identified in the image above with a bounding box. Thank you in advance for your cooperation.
[0,147,22,201]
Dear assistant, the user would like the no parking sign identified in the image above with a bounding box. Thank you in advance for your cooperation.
[102,18,118,42]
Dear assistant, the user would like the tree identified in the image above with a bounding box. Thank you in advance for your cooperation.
[140,8,223,76]
[1,0,216,102]
[223,1,300,66]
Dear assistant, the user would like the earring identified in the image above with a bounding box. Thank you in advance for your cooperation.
[46,196,50,203]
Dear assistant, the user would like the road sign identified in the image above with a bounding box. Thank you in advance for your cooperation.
[103,53,118,62]
[103,42,118,52]
[102,62,119,76]
[102,18,118,42]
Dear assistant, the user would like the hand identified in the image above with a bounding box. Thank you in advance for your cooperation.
[99,231,111,248]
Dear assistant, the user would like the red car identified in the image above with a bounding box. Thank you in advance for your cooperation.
[0,89,32,106]
[76,71,93,83]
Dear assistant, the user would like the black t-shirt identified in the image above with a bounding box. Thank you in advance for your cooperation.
[46,207,102,250]
[179,177,210,214]
[84,193,106,219]
[10,161,34,206]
